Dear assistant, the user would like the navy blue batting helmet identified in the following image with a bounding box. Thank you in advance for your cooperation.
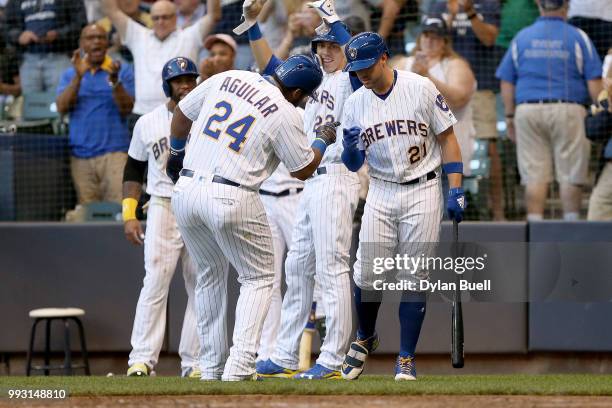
[162,57,199,97]
[274,55,323,96]
[343,32,389,72]
[311,22,349,54]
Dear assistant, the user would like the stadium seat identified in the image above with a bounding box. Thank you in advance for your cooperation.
[83,202,122,222]
[25,308,90,376]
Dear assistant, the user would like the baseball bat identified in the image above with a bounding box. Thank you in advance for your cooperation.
[451,219,464,368]
[298,301,317,371]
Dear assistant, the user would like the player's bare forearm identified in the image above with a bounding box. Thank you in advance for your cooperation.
[122,181,142,201]
[170,106,193,140]
[437,127,463,188]
[290,148,323,181]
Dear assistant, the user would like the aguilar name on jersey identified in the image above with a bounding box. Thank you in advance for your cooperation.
[342,70,457,183]
[178,70,313,190]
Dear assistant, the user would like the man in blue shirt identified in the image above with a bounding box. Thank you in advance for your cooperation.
[429,0,506,220]
[496,0,602,221]
[56,24,135,207]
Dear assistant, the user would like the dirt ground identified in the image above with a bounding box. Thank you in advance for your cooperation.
[3,395,612,408]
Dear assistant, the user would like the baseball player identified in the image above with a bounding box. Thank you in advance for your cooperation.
[338,33,466,381]
[165,55,335,381]
[244,0,362,379]
[122,57,201,377]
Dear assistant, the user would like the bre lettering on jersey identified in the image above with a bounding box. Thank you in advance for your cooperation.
[360,120,428,149]
[152,137,168,160]
[219,76,279,118]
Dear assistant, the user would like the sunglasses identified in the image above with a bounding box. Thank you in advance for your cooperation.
[152,14,176,22]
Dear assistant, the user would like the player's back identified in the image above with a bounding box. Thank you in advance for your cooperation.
[179,70,307,190]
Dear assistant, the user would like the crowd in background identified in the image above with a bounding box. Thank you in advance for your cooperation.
[0,0,610,221]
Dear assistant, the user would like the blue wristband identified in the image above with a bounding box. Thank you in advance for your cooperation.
[248,22,263,41]
[170,137,186,151]
[311,138,328,155]
[443,162,463,174]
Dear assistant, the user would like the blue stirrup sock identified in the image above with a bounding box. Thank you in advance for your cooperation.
[398,291,427,357]
[354,286,382,339]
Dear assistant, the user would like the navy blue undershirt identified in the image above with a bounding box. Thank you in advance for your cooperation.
[373,70,397,101]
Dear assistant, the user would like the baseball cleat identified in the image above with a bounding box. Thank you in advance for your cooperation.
[341,332,379,380]
[127,362,150,377]
[307,0,339,24]
[182,366,202,378]
[256,359,298,378]
[294,363,341,379]
[394,355,417,381]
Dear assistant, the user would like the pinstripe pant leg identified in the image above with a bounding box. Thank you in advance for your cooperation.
[312,175,360,371]
[173,181,230,380]
[177,247,201,374]
[272,191,316,370]
[207,189,275,380]
[129,198,183,369]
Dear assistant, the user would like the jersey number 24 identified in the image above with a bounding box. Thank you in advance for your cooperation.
[203,101,255,153]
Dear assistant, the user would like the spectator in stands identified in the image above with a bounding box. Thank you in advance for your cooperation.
[0,47,20,98]
[101,0,219,122]
[210,0,251,69]
[567,0,611,62]
[275,3,320,58]
[586,51,612,221]
[495,0,539,50]
[98,0,153,65]
[496,0,602,221]
[56,24,135,208]
[4,0,87,93]
[0,4,20,100]
[199,33,236,81]
[175,0,205,28]
[429,0,505,220]
[334,0,402,38]
[391,15,476,174]
[258,0,302,50]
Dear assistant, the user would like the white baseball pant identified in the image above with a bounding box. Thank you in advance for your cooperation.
[172,173,275,381]
[272,164,360,371]
[128,196,200,375]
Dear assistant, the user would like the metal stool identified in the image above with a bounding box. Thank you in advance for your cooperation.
[26,308,90,376]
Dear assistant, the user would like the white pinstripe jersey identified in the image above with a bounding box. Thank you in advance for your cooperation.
[128,104,175,198]
[342,70,457,183]
[178,71,314,190]
[303,70,353,166]
[260,107,305,193]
